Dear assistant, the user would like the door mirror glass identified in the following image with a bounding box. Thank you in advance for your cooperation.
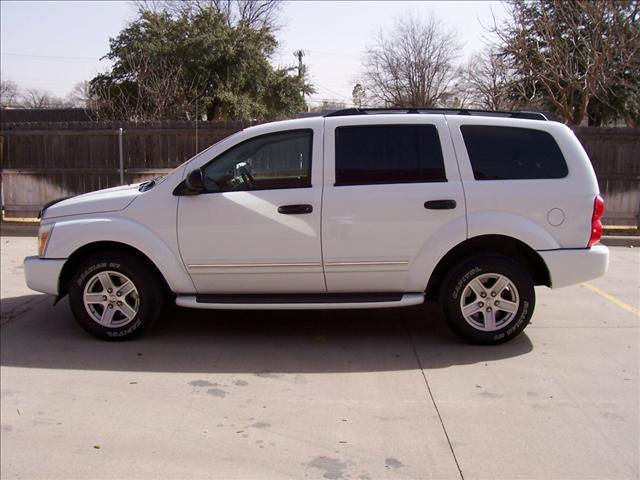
[182,168,204,194]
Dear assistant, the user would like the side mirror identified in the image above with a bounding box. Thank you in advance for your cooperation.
[173,168,204,196]
[185,168,204,192]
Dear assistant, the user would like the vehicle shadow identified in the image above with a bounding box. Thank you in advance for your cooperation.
[1,294,534,374]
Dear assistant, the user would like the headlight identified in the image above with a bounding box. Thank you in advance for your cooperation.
[37,224,54,256]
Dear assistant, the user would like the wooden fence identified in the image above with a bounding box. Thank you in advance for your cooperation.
[1,121,638,226]
[0,121,249,218]
[573,128,639,227]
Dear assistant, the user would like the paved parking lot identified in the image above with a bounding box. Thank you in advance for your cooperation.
[1,235,638,479]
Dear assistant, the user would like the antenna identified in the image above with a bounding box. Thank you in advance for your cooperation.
[195,94,198,152]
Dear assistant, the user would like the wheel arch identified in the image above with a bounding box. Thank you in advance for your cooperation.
[45,216,196,300]
[425,234,550,301]
[57,241,171,302]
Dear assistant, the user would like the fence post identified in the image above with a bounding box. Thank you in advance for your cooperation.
[118,127,124,185]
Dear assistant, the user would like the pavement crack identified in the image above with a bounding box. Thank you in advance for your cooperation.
[404,317,465,480]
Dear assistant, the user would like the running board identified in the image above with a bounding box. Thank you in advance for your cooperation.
[175,293,424,310]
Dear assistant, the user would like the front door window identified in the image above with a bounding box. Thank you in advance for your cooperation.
[202,129,313,192]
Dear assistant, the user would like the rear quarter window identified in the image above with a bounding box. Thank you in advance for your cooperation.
[461,125,568,180]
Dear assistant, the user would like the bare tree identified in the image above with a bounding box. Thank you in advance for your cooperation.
[20,88,55,108]
[445,71,476,109]
[92,54,201,121]
[362,13,460,107]
[18,88,74,109]
[1,79,20,106]
[91,81,131,121]
[136,0,282,30]
[351,83,366,108]
[234,0,282,29]
[493,0,640,125]
[460,47,514,110]
[65,81,92,108]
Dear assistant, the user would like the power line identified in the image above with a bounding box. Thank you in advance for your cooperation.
[312,81,353,102]
[306,49,361,60]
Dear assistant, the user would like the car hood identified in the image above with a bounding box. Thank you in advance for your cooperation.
[42,183,144,220]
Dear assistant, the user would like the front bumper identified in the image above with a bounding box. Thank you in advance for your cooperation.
[538,244,609,289]
[24,256,66,295]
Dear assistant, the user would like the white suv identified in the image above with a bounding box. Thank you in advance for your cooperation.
[24,108,609,344]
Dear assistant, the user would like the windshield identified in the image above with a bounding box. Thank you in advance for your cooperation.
[180,129,246,169]
[139,129,247,192]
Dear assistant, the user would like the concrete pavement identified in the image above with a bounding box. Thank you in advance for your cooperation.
[1,236,638,479]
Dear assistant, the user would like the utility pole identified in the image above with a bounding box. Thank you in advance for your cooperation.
[293,50,305,80]
[293,50,307,110]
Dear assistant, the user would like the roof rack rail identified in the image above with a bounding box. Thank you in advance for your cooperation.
[324,108,548,121]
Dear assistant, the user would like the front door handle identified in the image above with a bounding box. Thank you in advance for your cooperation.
[278,204,313,215]
[424,199,457,210]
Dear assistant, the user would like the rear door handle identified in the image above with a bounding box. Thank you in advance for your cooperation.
[424,199,457,210]
[278,204,313,215]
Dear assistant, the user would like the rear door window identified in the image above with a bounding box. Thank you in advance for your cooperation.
[335,125,446,186]
[460,125,568,180]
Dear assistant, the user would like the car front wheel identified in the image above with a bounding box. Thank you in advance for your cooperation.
[69,252,163,340]
[441,255,535,344]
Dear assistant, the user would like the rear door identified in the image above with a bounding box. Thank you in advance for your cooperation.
[321,115,466,293]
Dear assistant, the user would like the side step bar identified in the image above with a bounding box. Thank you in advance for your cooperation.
[175,293,424,310]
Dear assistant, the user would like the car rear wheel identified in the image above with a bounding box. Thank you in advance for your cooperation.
[441,255,535,344]
[69,252,163,340]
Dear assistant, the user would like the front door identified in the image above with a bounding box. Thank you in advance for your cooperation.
[177,126,326,293]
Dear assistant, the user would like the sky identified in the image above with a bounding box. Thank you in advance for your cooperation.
[1,0,508,106]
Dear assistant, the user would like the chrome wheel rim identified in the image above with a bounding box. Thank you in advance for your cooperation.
[83,271,139,328]
[459,273,520,332]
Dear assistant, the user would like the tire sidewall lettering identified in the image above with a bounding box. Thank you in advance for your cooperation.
[505,300,529,336]
[106,318,142,338]
[491,297,530,341]
[452,266,482,300]
[76,262,107,287]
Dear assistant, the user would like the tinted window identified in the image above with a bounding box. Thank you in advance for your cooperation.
[202,130,312,192]
[335,125,446,186]
[461,125,568,180]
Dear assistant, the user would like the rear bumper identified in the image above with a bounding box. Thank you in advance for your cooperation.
[24,256,65,295]
[538,244,609,289]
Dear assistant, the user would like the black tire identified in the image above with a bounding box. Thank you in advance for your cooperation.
[440,255,535,345]
[69,252,163,340]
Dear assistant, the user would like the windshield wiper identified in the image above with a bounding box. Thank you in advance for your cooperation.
[139,176,165,192]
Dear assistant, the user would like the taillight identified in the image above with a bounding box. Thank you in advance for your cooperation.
[588,195,604,247]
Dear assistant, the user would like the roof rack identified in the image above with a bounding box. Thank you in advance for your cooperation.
[324,108,548,121]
